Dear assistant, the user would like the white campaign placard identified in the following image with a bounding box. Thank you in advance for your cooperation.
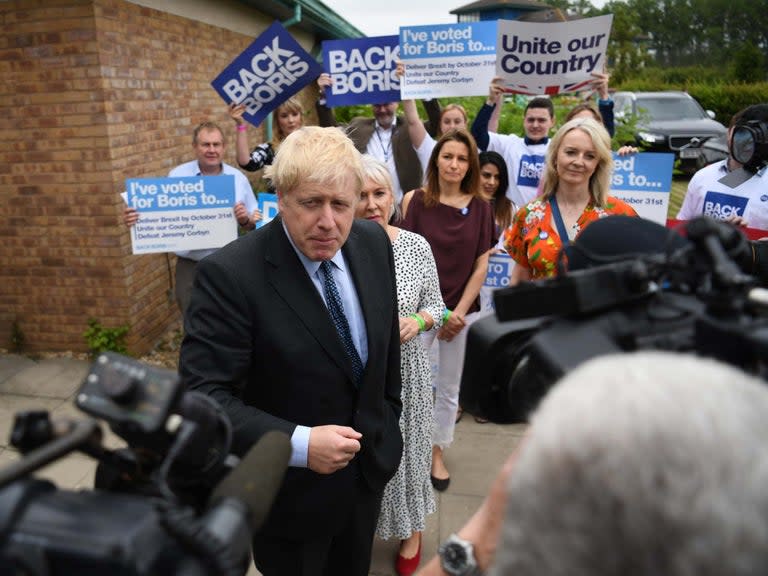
[126,176,238,254]
[399,22,497,99]
[496,15,613,95]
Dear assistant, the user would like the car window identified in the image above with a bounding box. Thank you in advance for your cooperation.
[635,97,706,120]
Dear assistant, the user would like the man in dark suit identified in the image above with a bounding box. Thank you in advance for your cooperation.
[179,126,403,576]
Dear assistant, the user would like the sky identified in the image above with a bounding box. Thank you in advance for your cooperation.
[322,0,608,38]
[322,0,455,37]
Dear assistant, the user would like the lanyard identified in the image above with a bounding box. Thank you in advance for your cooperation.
[549,196,571,247]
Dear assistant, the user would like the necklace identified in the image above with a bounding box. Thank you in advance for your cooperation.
[374,126,393,162]
[556,197,588,229]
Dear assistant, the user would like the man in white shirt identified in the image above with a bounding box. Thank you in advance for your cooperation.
[124,121,260,315]
[678,104,768,233]
[472,79,555,207]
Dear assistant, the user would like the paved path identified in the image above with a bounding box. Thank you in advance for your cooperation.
[0,354,525,575]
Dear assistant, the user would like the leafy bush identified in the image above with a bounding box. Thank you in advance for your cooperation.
[83,318,129,357]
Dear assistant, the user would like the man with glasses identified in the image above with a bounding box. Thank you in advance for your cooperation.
[123,122,260,316]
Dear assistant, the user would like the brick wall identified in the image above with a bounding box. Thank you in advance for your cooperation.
[0,0,320,354]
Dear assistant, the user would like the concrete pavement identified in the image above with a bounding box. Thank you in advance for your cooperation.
[0,353,525,575]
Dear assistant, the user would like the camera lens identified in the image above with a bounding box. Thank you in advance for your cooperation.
[731,126,755,166]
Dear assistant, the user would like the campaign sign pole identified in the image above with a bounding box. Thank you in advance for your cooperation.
[610,152,674,224]
[321,36,400,107]
[211,21,323,126]
[126,175,238,254]
[399,22,497,99]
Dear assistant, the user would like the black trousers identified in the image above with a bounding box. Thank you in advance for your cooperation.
[252,473,382,576]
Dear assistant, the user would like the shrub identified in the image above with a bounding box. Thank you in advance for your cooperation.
[83,318,129,357]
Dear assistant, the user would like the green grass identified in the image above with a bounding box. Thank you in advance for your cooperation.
[669,176,688,219]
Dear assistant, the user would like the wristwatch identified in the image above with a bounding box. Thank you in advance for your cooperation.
[438,533,481,575]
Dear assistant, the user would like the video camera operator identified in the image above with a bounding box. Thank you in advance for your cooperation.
[0,352,291,576]
[678,103,768,232]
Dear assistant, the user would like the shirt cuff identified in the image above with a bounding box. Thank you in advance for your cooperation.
[289,425,311,467]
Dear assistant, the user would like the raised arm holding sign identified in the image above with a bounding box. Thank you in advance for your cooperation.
[210,21,322,126]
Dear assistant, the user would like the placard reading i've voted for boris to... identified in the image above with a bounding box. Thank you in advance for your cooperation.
[399,22,497,99]
[610,153,674,224]
[125,176,238,254]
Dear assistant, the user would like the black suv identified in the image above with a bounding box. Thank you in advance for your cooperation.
[613,91,727,175]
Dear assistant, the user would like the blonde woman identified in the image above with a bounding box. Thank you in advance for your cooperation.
[228,97,304,174]
[504,118,637,283]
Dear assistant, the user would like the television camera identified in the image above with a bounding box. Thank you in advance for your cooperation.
[0,352,290,575]
[718,103,768,188]
[461,216,768,424]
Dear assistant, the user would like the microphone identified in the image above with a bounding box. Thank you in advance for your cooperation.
[157,431,290,576]
[206,430,291,533]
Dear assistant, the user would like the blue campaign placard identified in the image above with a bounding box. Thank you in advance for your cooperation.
[125,176,238,254]
[126,176,235,212]
[610,152,674,224]
[321,36,400,107]
[211,21,323,126]
[399,22,496,60]
[257,192,279,228]
[484,253,515,289]
[399,22,497,99]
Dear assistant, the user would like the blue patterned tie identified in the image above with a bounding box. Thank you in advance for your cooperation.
[320,260,364,386]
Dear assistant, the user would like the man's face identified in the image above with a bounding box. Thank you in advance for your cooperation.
[523,107,555,141]
[278,178,359,261]
[194,128,225,173]
[372,103,398,129]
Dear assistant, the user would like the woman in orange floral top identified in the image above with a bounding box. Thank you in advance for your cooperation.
[503,117,637,282]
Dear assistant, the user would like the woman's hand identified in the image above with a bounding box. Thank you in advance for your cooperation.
[437,311,466,342]
[228,102,246,126]
[399,315,421,344]
[317,73,333,92]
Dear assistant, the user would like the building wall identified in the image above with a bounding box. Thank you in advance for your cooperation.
[0,0,321,353]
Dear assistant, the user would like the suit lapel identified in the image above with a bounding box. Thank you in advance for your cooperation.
[265,218,356,384]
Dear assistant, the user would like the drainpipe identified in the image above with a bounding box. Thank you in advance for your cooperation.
[266,2,302,142]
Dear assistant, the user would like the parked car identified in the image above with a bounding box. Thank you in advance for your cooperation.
[613,91,728,175]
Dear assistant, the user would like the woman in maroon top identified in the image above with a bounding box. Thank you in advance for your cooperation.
[401,129,493,492]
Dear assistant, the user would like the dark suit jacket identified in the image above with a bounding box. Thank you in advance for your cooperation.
[316,99,441,194]
[179,216,403,539]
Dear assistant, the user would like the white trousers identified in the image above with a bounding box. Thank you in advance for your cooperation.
[421,311,483,449]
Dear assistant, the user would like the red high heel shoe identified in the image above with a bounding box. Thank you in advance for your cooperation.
[395,534,422,576]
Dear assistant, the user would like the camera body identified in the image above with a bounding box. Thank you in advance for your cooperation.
[461,217,768,424]
[731,119,768,172]
[0,352,287,576]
